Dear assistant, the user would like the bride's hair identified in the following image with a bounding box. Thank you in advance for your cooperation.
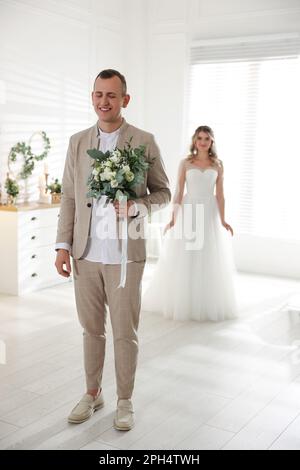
[187,125,222,169]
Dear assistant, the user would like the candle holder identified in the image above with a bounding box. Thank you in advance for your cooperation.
[45,172,49,193]
[38,173,51,204]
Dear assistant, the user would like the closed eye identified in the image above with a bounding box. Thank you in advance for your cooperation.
[95,93,116,98]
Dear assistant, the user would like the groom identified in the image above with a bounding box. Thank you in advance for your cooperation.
[55,69,170,430]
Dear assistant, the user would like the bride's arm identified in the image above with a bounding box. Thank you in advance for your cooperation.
[164,159,186,233]
[215,162,234,236]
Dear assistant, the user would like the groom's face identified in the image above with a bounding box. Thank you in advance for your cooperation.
[92,76,130,124]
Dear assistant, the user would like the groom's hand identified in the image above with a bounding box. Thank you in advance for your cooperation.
[113,200,136,218]
[55,249,71,277]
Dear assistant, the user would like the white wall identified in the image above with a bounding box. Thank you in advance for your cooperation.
[144,0,300,181]
[143,0,300,279]
[0,0,140,202]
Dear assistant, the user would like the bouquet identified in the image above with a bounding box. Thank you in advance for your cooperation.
[86,139,150,203]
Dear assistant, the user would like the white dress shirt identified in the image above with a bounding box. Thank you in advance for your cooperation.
[56,126,136,263]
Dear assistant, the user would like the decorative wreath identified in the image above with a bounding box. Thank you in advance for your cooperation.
[7,131,51,180]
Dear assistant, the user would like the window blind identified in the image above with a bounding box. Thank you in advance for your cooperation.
[188,34,300,241]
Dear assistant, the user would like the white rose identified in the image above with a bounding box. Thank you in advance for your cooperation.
[107,171,116,181]
[125,171,134,182]
[111,180,118,188]
[123,165,130,172]
[112,149,121,159]
[100,169,112,181]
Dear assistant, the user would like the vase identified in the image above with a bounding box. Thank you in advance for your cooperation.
[51,193,61,204]
[7,194,17,206]
[23,177,30,203]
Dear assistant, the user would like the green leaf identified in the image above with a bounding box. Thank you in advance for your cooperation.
[116,171,124,183]
[87,149,102,160]
[115,189,125,201]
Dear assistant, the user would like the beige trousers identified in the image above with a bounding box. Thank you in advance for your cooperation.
[72,258,145,399]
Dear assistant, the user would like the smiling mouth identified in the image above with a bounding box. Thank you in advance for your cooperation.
[99,107,112,112]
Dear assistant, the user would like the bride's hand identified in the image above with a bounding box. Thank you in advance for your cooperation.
[222,221,234,236]
[163,221,174,236]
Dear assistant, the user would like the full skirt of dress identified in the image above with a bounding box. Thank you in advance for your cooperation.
[142,194,238,322]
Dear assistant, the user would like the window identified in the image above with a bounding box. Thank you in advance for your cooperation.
[188,34,300,241]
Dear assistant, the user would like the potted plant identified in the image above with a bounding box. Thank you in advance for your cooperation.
[5,176,19,206]
[47,178,62,204]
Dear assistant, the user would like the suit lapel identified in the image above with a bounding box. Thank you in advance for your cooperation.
[88,123,99,172]
[81,124,99,202]
[89,122,100,152]
[116,119,130,149]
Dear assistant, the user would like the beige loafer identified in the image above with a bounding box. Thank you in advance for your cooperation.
[114,399,134,431]
[68,391,104,424]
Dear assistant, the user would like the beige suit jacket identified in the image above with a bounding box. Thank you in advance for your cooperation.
[56,119,171,261]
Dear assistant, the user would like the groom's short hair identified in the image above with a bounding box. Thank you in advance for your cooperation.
[94,69,127,96]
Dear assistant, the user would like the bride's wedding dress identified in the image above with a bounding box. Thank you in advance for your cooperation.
[142,159,238,322]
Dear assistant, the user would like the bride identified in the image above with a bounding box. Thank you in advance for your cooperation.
[142,125,238,322]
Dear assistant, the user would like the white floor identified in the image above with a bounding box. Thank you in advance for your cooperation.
[0,261,300,450]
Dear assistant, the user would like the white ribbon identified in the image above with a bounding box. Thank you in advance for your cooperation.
[117,195,128,288]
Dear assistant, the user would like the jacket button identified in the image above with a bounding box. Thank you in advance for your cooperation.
[87,203,92,208]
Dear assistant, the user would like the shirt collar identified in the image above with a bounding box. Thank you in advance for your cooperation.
[97,118,125,138]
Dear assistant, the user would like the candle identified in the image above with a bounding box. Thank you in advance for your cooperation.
[44,161,49,174]
[38,174,45,188]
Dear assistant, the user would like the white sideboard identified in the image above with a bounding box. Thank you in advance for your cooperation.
[0,203,71,295]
